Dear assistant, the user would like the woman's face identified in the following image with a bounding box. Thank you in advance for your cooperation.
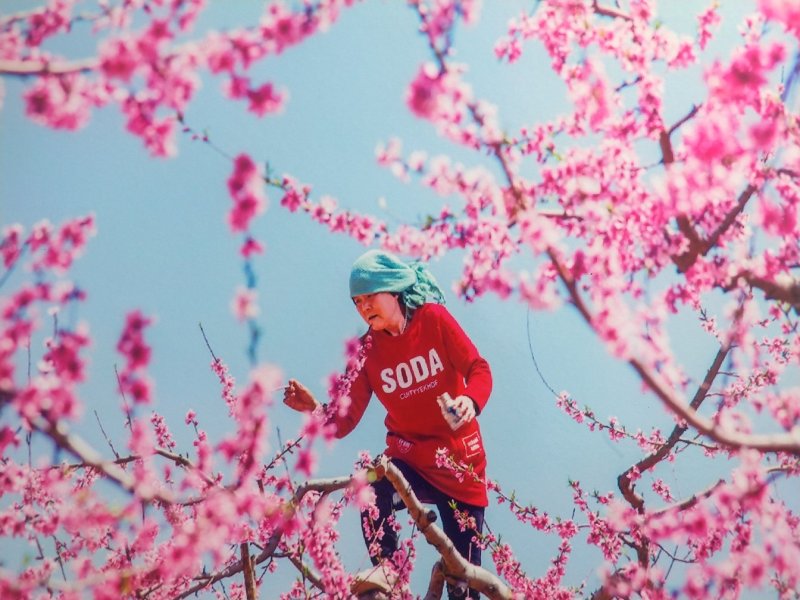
[353,292,404,333]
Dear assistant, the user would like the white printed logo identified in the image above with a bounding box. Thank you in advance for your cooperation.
[380,348,444,393]
[461,432,482,458]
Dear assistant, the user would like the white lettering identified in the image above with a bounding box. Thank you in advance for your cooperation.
[380,348,445,395]
[396,363,413,389]
[410,356,429,382]
[381,368,397,394]
[429,348,444,376]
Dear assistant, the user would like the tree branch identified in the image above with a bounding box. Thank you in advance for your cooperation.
[591,0,633,21]
[545,249,800,454]
[380,458,513,600]
[648,478,726,518]
[240,543,256,600]
[423,561,447,600]
[700,184,758,260]
[739,272,800,312]
[0,58,98,76]
[618,344,731,512]
[39,419,175,504]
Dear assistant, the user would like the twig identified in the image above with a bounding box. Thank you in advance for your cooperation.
[93,410,120,460]
[198,322,219,362]
[114,365,134,433]
[617,344,730,513]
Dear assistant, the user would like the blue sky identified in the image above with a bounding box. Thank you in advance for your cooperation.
[2,0,794,594]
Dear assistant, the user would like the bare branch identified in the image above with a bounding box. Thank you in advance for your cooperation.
[0,58,98,76]
[93,409,120,460]
[667,104,702,138]
[240,543,256,600]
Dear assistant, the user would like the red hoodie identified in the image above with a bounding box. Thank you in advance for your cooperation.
[332,303,492,506]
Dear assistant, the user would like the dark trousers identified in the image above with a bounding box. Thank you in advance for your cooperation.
[361,459,485,599]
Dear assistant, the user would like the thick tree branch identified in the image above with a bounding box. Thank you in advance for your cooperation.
[424,561,447,600]
[240,543,256,600]
[739,272,800,311]
[628,356,800,453]
[381,458,514,600]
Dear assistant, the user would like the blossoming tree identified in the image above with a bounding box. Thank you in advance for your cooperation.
[1,0,799,598]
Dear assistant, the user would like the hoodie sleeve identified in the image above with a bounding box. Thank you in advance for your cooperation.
[432,304,492,413]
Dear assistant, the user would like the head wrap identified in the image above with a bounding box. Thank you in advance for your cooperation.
[349,249,445,309]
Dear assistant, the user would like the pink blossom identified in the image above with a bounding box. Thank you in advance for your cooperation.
[116,310,154,405]
[697,4,721,49]
[227,154,267,232]
[707,42,786,106]
[247,81,285,116]
[406,63,446,119]
[758,197,797,237]
[294,447,316,477]
[230,286,259,321]
[0,224,24,269]
[24,2,72,47]
[240,237,264,258]
[24,74,92,130]
[99,36,141,81]
[759,0,800,38]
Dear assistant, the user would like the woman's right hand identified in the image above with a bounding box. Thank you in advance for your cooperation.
[283,379,321,413]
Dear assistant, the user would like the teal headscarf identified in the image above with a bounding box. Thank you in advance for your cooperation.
[349,249,445,309]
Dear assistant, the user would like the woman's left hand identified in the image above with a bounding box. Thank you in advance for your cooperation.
[450,395,477,428]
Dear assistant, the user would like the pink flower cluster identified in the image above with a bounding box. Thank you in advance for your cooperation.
[278,175,386,245]
[116,310,154,405]
[5,0,800,597]
[226,153,267,233]
[10,0,358,155]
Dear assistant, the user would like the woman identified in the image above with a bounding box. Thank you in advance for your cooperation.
[283,249,491,599]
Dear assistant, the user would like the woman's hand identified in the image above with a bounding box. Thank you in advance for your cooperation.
[450,394,477,428]
[439,394,477,430]
[283,379,321,413]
